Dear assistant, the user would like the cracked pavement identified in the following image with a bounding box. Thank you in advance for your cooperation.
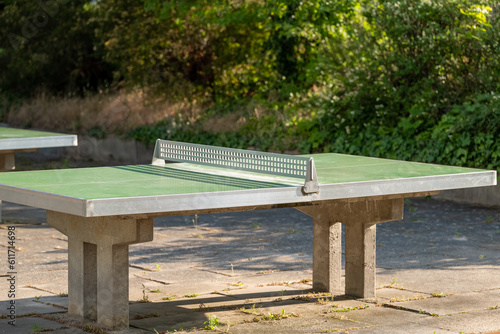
[0,197,499,333]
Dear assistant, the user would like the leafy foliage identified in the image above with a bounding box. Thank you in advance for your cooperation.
[0,0,113,97]
[128,93,500,172]
[137,0,354,102]
[1,0,499,172]
[322,0,499,128]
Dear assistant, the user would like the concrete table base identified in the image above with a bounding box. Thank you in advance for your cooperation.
[48,196,403,329]
[47,211,153,330]
[299,197,404,298]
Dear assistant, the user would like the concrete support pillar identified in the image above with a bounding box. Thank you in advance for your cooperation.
[344,222,376,298]
[0,152,15,222]
[298,205,342,293]
[299,197,404,299]
[68,240,97,319]
[96,243,129,328]
[46,211,154,330]
[0,152,15,172]
[341,198,403,299]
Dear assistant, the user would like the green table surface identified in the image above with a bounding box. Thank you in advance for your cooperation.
[0,153,489,201]
[0,127,69,139]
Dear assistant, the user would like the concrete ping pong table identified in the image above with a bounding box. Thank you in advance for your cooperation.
[0,127,78,172]
[0,139,496,329]
[0,127,78,219]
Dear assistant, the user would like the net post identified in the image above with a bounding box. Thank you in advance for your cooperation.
[303,157,319,194]
[151,139,165,166]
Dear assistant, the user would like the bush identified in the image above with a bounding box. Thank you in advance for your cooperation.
[322,93,500,171]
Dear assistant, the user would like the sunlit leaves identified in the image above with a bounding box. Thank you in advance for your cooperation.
[140,0,354,102]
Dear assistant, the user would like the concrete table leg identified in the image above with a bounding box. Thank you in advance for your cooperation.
[299,198,404,298]
[344,222,376,298]
[0,152,15,172]
[0,152,15,222]
[67,240,97,320]
[341,198,403,298]
[298,205,342,293]
[46,211,154,330]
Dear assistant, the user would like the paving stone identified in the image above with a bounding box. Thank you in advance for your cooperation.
[389,290,500,316]
[0,198,499,334]
[374,287,432,302]
[0,317,70,333]
[0,296,66,317]
[376,266,500,294]
[412,308,500,333]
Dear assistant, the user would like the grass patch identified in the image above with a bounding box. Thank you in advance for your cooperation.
[239,304,262,315]
[389,295,427,303]
[316,296,335,305]
[431,292,450,298]
[162,295,176,301]
[183,293,199,298]
[244,309,299,323]
[328,304,369,313]
[229,281,244,287]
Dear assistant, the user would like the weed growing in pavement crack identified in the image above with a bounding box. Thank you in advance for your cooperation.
[162,295,176,300]
[183,293,199,298]
[203,315,220,330]
[389,295,426,303]
[258,309,298,322]
[239,304,261,315]
[431,292,451,298]
[229,281,243,287]
[316,296,335,305]
[328,304,369,313]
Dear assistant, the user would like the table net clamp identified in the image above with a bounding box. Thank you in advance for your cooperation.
[152,139,320,194]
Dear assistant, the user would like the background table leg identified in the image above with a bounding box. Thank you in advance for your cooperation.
[300,198,404,298]
[298,205,342,293]
[0,152,15,222]
[341,198,403,299]
[0,152,15,172]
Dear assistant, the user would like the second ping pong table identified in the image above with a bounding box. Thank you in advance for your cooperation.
[0,127,78,221]
[0,139,496,329]
[0,127,78,172]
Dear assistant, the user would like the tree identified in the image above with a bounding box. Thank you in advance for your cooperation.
[0,0,113,97]
[130,0,355,102]
[326,0,500,129]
